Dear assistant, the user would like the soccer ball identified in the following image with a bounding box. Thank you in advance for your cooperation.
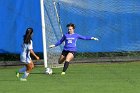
[45,68,53,75]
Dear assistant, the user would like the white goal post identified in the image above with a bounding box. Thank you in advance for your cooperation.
[40,0,47,68]
[40,0,63,68]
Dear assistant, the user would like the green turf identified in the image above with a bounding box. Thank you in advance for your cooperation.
[0,62,140,93]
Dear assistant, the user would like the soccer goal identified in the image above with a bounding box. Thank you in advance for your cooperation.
[40,0,63,68]
[40,0,140,68]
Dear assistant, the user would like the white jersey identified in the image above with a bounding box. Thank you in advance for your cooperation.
[20,40,33,64]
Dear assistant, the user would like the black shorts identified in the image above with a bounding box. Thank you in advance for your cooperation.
[61,50,76,58]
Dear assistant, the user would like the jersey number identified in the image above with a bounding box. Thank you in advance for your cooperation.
[68,40,72,43]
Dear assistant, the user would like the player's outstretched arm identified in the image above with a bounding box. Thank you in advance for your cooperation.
[49,35,65,48]
[30,49,40,60]
[77,34,99,41]
[91,37,99,41]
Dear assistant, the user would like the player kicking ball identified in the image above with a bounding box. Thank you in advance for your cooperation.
[49,23,98,75]
[16,28,40,81]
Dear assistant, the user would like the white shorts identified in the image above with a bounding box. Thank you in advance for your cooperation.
[20,55,32,64]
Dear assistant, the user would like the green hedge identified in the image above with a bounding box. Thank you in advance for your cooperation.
[0,51,140,61]
[76,51,140,58]
[0,52,43,61]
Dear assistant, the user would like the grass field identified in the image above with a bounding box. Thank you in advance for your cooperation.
[0,62,140,93]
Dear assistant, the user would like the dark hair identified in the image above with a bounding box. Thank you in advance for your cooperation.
[66,23,75,29]
[23,28,33,44]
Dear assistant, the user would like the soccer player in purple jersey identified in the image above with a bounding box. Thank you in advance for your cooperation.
[49,23,98,75]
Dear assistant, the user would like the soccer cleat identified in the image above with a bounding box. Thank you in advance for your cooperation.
[61,72,65,75]
[16,72,20,78]
[20,78,27,81]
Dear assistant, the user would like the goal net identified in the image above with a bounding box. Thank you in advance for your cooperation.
[41,0,140,66]
[41,0,63,68]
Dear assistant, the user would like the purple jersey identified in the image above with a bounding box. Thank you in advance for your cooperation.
[55,33,92,51]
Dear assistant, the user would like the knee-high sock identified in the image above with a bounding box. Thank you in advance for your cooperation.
[22,71,29,79]
[19,66,26,73]
[62,61,69,72]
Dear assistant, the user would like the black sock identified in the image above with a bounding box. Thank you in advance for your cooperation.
[62,61,69,72]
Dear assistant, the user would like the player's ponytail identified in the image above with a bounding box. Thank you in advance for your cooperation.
[23,28,33,44]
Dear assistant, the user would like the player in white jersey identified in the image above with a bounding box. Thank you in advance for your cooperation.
[16,28,39,81]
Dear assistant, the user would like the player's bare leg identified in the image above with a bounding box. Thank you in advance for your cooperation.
[61,53,74,75]
[58,55,66,64]
[26,61,34,72]
[65,53,74,62]
[20,61,34,81]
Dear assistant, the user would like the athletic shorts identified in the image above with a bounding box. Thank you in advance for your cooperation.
[20,55,31,64]
[61,50,76,58]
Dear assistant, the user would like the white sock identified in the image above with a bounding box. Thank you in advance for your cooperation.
[22,71,29,79]
[19,66,26,73]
